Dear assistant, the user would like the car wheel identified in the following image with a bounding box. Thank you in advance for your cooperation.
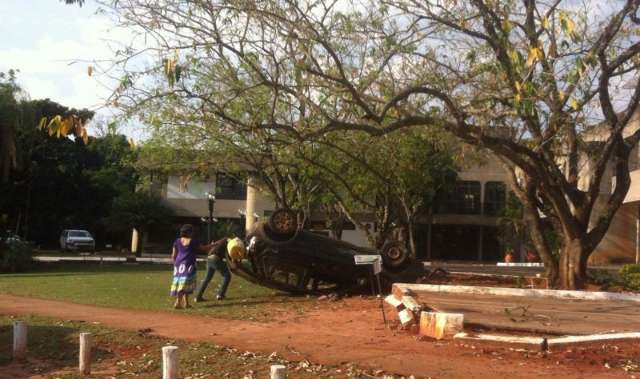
[381,240,411,271]
[268,209,298,237]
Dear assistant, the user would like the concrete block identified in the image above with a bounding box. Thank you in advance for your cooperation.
[392,284,411,300]
[401,296,422,313]
[384,294,404,311]
[398,308,416,328]
[419,311,464,340]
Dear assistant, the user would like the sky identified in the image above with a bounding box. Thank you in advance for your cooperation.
[0,0,142,138]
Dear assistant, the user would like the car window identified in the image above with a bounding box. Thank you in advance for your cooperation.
[69,231,91,237]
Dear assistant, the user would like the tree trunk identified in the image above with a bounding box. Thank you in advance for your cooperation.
[558,239,589,290]
[406,221,417,260]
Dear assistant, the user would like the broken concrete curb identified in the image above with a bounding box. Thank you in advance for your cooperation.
[454,332,546,350]
[420,311,464,340]
[393,283,640,303]
[546,332,640,349]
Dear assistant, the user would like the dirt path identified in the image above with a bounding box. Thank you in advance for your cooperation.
[0,294,631,378]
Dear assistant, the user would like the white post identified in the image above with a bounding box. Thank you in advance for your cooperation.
[13,321,27,359]
[162,346,179,379]
[245,176,257,232]
[636,205,640,265]
[270,364,287,379]
[131,228,139,255]
[79,333,92,375]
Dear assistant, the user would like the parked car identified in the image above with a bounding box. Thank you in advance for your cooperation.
[59,229,95,252]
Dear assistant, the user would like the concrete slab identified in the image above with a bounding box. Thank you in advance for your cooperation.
[399,285,640,336]
[395,283,640,303]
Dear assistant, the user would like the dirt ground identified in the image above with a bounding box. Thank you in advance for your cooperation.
[1,294,639,378]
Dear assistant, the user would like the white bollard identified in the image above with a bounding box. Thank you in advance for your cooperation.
[162,345,179,379]
[13,321,27,359]
[270,364,286,379]
[79,332,92,375]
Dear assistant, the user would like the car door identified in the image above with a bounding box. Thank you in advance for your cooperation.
[60,230,67,249]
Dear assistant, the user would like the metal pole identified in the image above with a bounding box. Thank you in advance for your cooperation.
[376,272,387,326]
[207,197,213,242]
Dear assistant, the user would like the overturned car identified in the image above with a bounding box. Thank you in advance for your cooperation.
[226,209,422,294]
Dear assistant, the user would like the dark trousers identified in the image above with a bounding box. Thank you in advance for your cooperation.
[195,255,231,299]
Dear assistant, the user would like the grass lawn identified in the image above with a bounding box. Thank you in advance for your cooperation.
[0,315,367,378]
[0,263,313,321]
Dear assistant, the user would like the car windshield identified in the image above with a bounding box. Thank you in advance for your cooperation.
[69,231,91,237]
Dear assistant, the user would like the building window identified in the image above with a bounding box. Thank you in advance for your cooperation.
[215,173,247,200]
[484,181,506,216]
[434,181,481,214]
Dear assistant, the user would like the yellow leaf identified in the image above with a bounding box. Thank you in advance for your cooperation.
[514,81,521,93]
[81,128,89,145]
[525,47,541,67]
[558,90,565,101]
[37,117,47,130]
[542,16,550,30]
[570,98,579,110]
[60,118,72,137]
[559,11,577,39]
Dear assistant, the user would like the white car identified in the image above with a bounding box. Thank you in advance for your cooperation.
[60,229,96,252]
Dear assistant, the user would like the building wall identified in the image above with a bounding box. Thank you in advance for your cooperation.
[162,175,372,247]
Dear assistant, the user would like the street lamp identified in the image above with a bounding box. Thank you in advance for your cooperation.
[205,192,216,242]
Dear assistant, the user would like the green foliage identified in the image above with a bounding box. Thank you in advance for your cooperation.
[587,269,623,291]
[497,194,527,253]
[212,220,242,240]
[620,264,640,291]
[105,191,173,233]
[0,239,34,273]
[0,76,139,248]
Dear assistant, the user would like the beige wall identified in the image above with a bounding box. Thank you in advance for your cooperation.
[591,202,638,265]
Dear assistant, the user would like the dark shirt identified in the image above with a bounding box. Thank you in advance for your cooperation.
[208,238,229,259]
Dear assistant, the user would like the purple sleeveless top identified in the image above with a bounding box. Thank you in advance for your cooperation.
[173,238,197,273]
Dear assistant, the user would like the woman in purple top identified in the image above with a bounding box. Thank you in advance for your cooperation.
[170,224,212,309]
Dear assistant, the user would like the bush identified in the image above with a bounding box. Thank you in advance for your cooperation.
[620,264,640,291]
[0,240,34,272]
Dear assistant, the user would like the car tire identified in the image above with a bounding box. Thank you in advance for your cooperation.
[267,209,298,237]
[381,240,411,271]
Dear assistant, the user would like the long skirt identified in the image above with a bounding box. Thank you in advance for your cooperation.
[170,263,196,296]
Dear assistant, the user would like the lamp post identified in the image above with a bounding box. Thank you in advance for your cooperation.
[205,192,216,242]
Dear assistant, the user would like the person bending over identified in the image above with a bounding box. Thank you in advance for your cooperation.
[194,236,232,302]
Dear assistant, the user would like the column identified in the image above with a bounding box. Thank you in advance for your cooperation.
[245,176,257,232]
[131,228,139,254]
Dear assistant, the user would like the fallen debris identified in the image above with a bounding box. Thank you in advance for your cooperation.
[419,311,464,340]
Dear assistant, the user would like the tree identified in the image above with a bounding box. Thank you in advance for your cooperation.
[104,1,640,289]
[0,71,20,182]
[104,191,173,252]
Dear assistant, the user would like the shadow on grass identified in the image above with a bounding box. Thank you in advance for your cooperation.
[198,295,313,309]
[0,322,114,376]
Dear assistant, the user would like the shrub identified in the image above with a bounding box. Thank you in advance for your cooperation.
[0,240,34,272]
[620,264,640,291]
